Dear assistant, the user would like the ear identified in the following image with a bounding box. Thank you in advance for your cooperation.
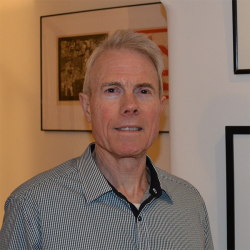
[160,95,166,114]
[79,93,92,123]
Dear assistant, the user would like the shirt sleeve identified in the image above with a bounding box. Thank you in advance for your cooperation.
[203,202,214,250]
[0,194,42,250]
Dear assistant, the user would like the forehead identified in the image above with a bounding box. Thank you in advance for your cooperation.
[90,49,158,86]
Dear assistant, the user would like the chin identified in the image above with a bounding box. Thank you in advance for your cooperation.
[111,144,147,158]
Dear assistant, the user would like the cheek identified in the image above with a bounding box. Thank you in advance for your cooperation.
[146,105,162,124]
[91,106,116,143]
[91,102,116,128]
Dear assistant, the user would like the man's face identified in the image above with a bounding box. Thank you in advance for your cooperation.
[79,49,166,159]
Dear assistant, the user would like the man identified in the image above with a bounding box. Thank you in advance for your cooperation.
[0,30,214,249]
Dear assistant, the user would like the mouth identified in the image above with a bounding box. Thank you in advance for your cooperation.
[115,127,142,131]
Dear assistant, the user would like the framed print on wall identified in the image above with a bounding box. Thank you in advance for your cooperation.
[41,2,169,132]
[232,0,250,74]
[226,126,250,250]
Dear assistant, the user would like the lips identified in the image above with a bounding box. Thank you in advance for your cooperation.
[115,127,142,131]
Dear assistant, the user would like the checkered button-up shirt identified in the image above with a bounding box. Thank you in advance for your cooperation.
[0,143,214,249]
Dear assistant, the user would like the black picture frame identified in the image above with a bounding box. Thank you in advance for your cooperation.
[40,2,169,132]
[232,0,250,74]
[225,126,250,249]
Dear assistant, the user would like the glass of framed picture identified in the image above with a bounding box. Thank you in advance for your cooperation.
[41,2,169,131]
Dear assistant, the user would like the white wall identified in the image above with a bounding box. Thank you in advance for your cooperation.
[162,0,250,249]
[0,0,169,227]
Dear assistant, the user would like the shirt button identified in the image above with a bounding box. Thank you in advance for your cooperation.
[138,216,142,221]
[153,188,157,194]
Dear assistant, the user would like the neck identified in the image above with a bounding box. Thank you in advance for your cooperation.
[93,145,149,204]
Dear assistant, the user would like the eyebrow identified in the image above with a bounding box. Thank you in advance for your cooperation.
[135,83,156,91]
[101,82,123,89]
[101,82,156,91]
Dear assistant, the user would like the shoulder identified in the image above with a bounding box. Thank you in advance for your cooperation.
[8,157,79,202]
[155,168,214,248]
[155,167,204,203]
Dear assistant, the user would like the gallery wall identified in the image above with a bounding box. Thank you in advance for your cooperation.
[162,0,250,249]
[0,0,169,228]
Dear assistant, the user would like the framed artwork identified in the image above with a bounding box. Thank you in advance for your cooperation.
[58,34,108,101]
[232,0,250,74]
[41,2,169,132]
[225,126,250,249]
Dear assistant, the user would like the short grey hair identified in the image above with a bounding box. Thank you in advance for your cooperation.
[82,29,164,98]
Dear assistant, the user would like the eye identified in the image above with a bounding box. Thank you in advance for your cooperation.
[134,87,154,99]
[105,88,116,93]
[141,89,149,94]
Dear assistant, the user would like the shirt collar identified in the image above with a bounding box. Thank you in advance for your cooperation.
[146,156,173,201]
[77,143,112,204]
[77,143,173,203]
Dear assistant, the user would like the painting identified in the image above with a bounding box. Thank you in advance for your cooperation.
[232,0,250,74]
[58,34,108,101]
[226,126,250,249]
[41,2,168,131]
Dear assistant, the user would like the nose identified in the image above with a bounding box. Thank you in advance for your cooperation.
[120,92,140,115]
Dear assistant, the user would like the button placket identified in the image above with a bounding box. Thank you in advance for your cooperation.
[136,213,150,250]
